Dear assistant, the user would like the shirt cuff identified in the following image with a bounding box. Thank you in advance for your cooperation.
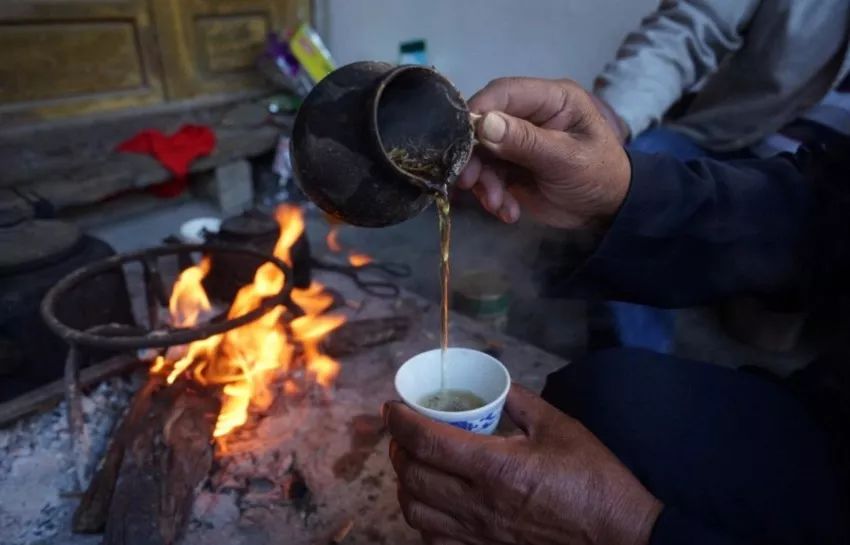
[538,150,672,300]
[595,79,658,139]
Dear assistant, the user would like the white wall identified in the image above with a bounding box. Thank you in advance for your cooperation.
[317,0,658,97]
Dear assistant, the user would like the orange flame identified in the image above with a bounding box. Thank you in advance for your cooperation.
[151,205,345,439]
[326,225,374,268]
[326,227,342,253]
[348,252,373,267]
[169,257,211,327]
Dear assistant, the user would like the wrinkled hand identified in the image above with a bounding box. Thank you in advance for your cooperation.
[589,94,630,145]
[384,384,662,545]
[459,78,630,229]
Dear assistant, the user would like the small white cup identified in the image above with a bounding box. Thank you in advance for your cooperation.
[394,348,511,435]
[179,217,221,244]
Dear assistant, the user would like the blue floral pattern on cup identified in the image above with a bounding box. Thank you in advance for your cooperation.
[448,409,500,434]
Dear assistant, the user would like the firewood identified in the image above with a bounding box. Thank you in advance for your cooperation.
[322,316,410,357]
[73,377,160,533]
[0,354,141,428]
[103,381,220,545]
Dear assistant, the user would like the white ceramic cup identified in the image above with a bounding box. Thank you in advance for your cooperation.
[394,348,511,435]
[178,217,221,244]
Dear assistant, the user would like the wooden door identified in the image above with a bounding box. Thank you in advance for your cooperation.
[0,1,165,124]
[151,0,309,100]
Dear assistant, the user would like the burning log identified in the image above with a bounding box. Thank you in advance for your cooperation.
[72,378,219,544]
[322,316,410,358]
[73,377,160,533]
[66,205,356,542]
[104,381,219,545]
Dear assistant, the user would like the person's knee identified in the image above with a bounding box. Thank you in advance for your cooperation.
[628,127,706,159]
[541,347,655,410]
[544,347,658,387]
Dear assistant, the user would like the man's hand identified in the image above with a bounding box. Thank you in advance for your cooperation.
[590,94,630,144]
[384,384,662,545]
[459,78,631,229]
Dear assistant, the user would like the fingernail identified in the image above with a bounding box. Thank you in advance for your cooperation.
[480,113,507,143]
[499,206,513,223]
[472,184,485,201]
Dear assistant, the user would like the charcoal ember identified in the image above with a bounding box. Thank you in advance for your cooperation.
[281,463,314,517]
[211,449,294,492]
[281,472,308,502]
[240,477,283,508]
[210,476,244,494]
[248,477,275,493]
[221,452,260,477]
[207,446,314,518]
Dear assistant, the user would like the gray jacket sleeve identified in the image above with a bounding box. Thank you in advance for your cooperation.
[594,0,761,138]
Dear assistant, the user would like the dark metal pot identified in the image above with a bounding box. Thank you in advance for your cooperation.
[203,209,312,301]
[291,61,474,227]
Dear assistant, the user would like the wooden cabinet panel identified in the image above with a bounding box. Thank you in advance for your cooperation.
[0,0,307,123]
[196,14,271,74]
[0,22,146,103]
[153,0,309,99]
[0,1,165,123]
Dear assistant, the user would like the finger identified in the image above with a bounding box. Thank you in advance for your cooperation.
[505,182,583,230]
[476,112,572,174]
[458,153,507,215]
[384,401,493,478]
[398,488,471,538]
[476,167,506,214]
[469,77,586,128]
[502,383,561,437]
[472,183,489,212]
[498,192,520,224]
[391,444,472,511]
[457,153,482,190]
[471,183,491,214]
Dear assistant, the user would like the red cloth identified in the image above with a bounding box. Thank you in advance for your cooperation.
[117,124,216,197]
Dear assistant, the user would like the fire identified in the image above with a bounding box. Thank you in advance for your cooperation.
[151,205,345,439]
[326,227,342,253]
[348,252,373,267]
[169,257,212,327]
[326,226,374,267]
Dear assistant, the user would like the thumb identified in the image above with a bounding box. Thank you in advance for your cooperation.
[503,383,554,437]
[476,111,567,172]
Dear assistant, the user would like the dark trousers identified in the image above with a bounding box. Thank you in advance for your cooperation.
[541,349,850,545]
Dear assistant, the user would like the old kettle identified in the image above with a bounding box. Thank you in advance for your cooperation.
[291,62,474,227]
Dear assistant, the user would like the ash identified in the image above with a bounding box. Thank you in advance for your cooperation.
[0,376,138,545]
[182,386,416,545]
